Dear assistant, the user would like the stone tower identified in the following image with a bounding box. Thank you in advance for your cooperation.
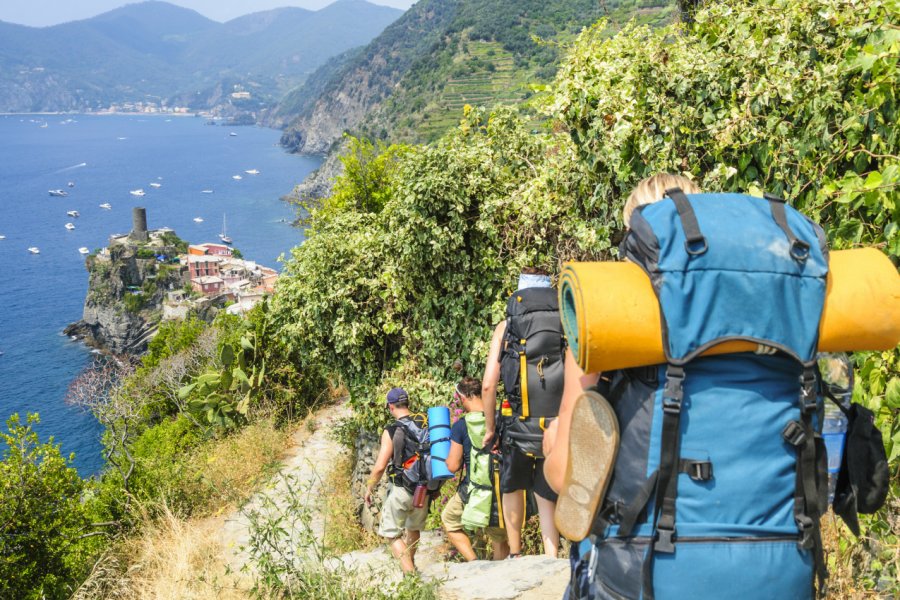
[130,207,149,242]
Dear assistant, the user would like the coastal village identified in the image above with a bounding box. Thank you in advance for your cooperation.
[105,207,279,318]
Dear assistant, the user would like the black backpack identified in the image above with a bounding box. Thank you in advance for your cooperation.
[499,286,566,457]
[389,414,445,493]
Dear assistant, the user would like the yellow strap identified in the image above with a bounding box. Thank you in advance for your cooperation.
[494,465,505,530]
[539,417,546,431]
[519,351,529,418]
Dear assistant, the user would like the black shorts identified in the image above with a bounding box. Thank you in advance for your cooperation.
[499,443,558,502]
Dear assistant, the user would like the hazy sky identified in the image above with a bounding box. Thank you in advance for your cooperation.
[0,0,416,27]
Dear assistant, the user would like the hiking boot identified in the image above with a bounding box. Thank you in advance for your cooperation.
[554,388,619,541]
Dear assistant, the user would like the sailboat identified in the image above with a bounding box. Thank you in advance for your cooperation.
[219,214,232,244]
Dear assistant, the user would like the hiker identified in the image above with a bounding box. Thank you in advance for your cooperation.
[365,387,429,574]
[544,173,847,599]
[483,267,564,558]
[544,174,700,495]
[441,376,510,561]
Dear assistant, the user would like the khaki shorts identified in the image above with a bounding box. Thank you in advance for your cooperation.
[440,490,507,545]
[378,483,428,539]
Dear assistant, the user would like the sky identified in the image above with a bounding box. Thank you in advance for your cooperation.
[0,0,416,27]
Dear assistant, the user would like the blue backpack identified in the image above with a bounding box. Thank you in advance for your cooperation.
[569,191,830,600]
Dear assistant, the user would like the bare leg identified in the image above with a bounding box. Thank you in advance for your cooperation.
[390,535,415,573]
[491,538,510,560]
[502,491,525,554]
[445,529,477,561]
[535,494,559,558]
[406,529,420,567]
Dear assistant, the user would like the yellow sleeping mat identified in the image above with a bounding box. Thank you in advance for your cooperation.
[560,248,900,373]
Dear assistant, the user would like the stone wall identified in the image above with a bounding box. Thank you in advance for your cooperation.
[349,429,389,533]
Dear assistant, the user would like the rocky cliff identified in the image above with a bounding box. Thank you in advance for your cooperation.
[65,236,187,355]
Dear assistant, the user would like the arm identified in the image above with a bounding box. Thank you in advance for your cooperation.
[543,348,600,493]
[446,440,464,473]
[481,321,506,449]
[365,429,393,506]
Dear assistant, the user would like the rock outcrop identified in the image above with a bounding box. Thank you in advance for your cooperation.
[65,235,187,355]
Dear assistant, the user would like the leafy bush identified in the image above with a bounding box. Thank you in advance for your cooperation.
[0,414,96,600]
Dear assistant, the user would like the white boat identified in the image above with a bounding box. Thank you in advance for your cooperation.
[193,217,204,223]
[67,210,80,218]
[229,132,238,137]
[99,203,112,209]
[201,189,214,194]
[232,175,242,180]
[65,223,75,231]
[149,182,161,188]
[245,169,260,175]
[28,247,40,254]
[219,214,232,244]
[0,235,5,240]
[78,247,90,255]
[130,189,145,197]
[49,189,68,197]
[67,181,75,188]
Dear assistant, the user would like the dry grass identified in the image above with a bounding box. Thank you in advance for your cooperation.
[822,506,900,599]
[194,419,290,512]
[73,504,246,600]
[323,453,380,554]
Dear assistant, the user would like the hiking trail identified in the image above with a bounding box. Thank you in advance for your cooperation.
[217,400,569,599]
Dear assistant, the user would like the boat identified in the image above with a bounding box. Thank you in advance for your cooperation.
[67,210,80,218]
[193,217,204,223]
[65,223,75,231]
[232,175,242,180]
[149,182,161,188]
[130,189,145,197]
[78,247,90,255]
[28,247,40,254]
[0,235,5,240]
[201,189,214,194]
[245,169,260,175]
[229,132,238,137]
[99,203,112,209]
[49,189,68,197]
[219,214,233,244]
[67,181,75,188]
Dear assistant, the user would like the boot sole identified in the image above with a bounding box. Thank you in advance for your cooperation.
[555,389,619,541]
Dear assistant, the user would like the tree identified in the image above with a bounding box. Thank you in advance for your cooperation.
[0,414,89,599]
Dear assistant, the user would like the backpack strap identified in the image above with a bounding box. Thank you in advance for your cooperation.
[641,364,686,600]
[765,193,811,263]
[783,364,828,595]
[665,188,707,255]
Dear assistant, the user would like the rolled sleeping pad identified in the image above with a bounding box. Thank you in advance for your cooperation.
[427,406,454,480]
[560,248,900,374]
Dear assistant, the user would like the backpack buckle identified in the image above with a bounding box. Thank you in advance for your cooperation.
[782,420,806,447]
[655,525,676,553]
[800,372,818,414]
[795,514,815,550]
[685,460,713,482]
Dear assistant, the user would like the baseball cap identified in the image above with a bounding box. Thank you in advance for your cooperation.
[386,387,409,404]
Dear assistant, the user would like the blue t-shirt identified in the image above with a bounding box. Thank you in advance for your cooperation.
[450,417,472,487]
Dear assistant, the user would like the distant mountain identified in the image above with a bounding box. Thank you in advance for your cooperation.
[0,0,404,114]
[277,0,675,154]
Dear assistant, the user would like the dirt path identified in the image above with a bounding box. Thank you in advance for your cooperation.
[216,400,569,599]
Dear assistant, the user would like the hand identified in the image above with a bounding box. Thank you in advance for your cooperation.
[365,488,373,507]
[542,418,559,458]
[482,429,495,451]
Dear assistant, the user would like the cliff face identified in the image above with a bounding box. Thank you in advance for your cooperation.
[66,241,187,355]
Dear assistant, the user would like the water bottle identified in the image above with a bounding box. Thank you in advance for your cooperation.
[412,483,428,508]
[821,401,848,504]
[818,352,852,505]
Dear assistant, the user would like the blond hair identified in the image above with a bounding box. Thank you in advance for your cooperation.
[623,174,701,227]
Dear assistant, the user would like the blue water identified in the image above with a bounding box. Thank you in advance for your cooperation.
[0,114,320,476]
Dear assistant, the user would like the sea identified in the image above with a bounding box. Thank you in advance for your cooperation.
[0,114,321,476]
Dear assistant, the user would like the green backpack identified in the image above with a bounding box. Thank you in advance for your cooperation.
[461,412,494,529]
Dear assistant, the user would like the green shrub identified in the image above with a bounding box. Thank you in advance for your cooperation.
[0,414,96,600]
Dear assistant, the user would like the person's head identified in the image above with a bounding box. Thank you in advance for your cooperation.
[453,376,483,413]
[517,267,551,291]
[622,173,701,228]
[386,387,410,417]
